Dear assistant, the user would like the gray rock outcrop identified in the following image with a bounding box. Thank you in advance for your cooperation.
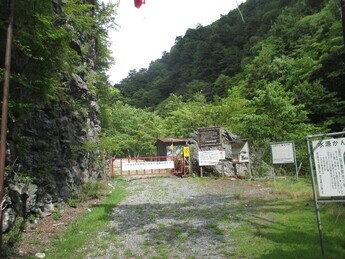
[2,0,102,233]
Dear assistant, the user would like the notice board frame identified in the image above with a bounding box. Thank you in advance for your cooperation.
[270,141,298,179]
[306,131,345,256]
[198,127,222,148]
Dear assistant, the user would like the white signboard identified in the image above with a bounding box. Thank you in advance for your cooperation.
[122,161,174,171]
[312,138,345,197]
[198,150,223,166]
[271,142,295,164]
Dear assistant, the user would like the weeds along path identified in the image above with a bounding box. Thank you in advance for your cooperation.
[83,176,270,258]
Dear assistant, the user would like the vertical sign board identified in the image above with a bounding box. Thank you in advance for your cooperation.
[271,142,295,164]
[312,138,345,197]
[198,127,223,176]
[307,132,345,256]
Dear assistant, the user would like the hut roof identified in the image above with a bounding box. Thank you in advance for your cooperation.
[156,138,187,144]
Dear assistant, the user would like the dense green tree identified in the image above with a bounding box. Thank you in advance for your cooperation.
[161,93,216,137]
[100,101,166,157]
[241,82,319,145]
[212,85,252,135]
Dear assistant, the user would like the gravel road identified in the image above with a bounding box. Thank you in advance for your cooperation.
[84,176,269,258]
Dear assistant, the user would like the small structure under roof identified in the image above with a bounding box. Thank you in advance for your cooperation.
[156,138,187,157]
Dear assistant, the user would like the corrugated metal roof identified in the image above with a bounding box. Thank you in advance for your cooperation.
[156,138,187,143]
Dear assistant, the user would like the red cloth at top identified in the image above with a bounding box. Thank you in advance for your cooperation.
[134,0,145,8]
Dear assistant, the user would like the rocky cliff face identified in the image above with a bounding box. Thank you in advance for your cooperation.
[2,0,102,232]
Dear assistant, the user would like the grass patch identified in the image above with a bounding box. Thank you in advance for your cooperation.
[44,178,127,258]
[206,221,225,235]
[156,244,169,258]
[227,177,345,258]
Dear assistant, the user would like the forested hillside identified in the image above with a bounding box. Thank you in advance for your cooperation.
[117,0,297,106]
[117,0,344,114]
[110,0,344,157]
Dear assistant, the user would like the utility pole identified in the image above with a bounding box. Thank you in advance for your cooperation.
[0,0,15,255]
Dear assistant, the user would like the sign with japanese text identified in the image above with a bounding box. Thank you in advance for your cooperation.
[198,127,222,147]
[122,161,174,171]
[312,137,345,197]
[198,150,223,166]
[271,142,295,164]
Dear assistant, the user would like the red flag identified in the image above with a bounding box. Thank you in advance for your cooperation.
[134,0,145,8]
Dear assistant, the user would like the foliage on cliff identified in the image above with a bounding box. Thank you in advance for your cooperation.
[0,0,116,194]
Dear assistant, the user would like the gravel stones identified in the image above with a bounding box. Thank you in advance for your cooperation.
[85,176,269,258]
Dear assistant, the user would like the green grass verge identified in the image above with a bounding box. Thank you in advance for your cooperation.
[44,178,128,259]
[227,177,345,258]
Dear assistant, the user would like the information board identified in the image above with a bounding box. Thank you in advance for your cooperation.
[271,142,295,164]
[198,150,224,166]
[198,127,221,147]
[312,138,345,197]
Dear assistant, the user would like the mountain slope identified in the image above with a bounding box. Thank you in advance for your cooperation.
[117,0,298,107]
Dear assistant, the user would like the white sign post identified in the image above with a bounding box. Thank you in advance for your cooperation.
[198,150,225,166]
[306,132,345,257]
[312,138,345,197]
[271,141,298,178]
[271,142,295,164]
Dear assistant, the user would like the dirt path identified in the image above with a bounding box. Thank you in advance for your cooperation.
[83,176,270,258]
[13,196,106,258]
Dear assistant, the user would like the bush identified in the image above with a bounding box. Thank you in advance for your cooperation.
[68,198,78,208]
[52,210,62,220]
[79,181,103,201]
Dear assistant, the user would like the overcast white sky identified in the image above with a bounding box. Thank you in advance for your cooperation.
[103,0,246,84]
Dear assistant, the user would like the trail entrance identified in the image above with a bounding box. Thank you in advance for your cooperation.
[111,156,185,177]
